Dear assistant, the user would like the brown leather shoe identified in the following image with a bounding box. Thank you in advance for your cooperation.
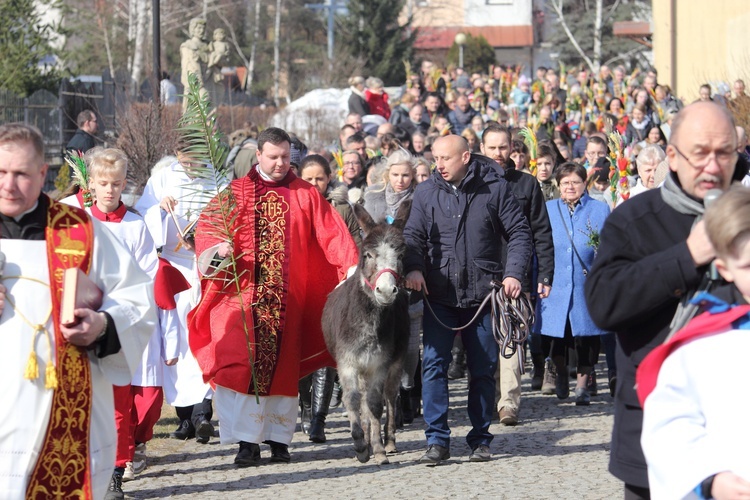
[499,406,518,426]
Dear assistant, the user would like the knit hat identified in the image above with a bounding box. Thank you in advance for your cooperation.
[518,75,530,87]
[290,141,306,167]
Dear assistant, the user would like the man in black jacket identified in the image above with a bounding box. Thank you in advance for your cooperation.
[404,135,532,465]
[585,101,746,499]
[66,110,98,153]
[480,123,554,426]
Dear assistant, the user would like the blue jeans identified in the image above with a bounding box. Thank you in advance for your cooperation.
[422,303,499,450]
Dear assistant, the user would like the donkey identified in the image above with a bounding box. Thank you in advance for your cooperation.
[322,201,411,465]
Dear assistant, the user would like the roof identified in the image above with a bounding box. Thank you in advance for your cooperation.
[414,25,534,50]
[612,21,651,37]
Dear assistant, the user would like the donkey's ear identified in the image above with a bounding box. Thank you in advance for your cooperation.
[353,203,377,236]
[391,199,412,231]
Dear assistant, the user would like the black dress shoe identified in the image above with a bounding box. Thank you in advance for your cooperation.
[417,444,450,466]
[234,441,261,467]
[169,420,195,440]
[268,441,291,463]
[195,418,214,444]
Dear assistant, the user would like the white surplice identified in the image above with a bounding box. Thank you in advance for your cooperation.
[135,159,227,406]
[641,328,750,500]
[61,196,171,387]
[0,217,156,499]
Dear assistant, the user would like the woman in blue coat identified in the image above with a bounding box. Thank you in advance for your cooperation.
[537,162,610,405]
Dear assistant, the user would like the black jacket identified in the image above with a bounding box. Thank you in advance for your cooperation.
[66,128,96,153]
[584,183,705,487]
[348,92,370,117]
[501,165,554,291]
[404,154,532,308]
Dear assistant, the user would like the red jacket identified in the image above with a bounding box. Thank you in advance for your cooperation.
[365,89,391,120]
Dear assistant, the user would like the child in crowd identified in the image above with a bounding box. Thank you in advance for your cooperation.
[637,185,750,500]
[63,149,179,495]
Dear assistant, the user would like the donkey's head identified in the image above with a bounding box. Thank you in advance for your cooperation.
[352,201,412,306]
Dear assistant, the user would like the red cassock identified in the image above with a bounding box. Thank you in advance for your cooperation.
[188,169,359,398]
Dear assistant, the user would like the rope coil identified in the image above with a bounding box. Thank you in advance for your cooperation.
[420,280,535,373]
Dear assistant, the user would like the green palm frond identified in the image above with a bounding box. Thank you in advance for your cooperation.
[177,72,259,401]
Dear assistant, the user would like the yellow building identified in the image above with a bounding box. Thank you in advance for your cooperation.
[652,0,750,101]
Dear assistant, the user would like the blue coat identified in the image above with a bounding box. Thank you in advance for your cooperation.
[538,193,609,337]
[404,154,532,308]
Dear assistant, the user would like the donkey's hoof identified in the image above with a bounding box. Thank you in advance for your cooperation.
[355,448,371,463]
[374,453,389,465]
[385,442,398,454]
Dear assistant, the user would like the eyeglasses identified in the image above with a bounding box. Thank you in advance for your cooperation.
[585,151,607,158]
[671,145,737,169]
[559,180,584,188]
[343,161,361,167]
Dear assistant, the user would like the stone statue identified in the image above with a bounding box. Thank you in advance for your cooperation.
[206,28,230,106]
[180,18,209,110]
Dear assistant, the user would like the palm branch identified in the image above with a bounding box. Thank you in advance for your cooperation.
[177,72,259,400]
[65,150,93,207]
[518,127,538,176]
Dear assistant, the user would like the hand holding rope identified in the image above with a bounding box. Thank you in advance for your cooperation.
[420,280,535,373]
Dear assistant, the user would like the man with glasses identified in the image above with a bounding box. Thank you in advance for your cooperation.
[66,109,98,154]
[585,102,748,499]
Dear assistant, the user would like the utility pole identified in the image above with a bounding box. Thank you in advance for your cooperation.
[304,0,347,64]
[153,0,160,97]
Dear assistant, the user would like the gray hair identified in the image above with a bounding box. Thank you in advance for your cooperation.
[636,144,666,169]
[366,76,384,90]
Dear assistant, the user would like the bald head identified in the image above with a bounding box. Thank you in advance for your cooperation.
[435,134,470,155]
[667,101,738,199]
[670,101,736,147]
[433,135,471,186]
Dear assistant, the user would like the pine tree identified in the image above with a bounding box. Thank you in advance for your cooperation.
[446,34,496,75]
[340,0,416,86]
[0,0,65,96]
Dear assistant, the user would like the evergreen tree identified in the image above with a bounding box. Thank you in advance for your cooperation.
[0,0,65,96]
[446,34,496,75]
[340,0,416,86]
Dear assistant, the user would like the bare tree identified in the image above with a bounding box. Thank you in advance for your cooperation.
[273,0,282,106]
[94,0,117,78]
[248,0,261,95]
[549,0,603,73]
[129,0,149,95]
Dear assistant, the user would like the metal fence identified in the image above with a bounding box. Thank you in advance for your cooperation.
[0,72,118,192]
[0,89,64,191]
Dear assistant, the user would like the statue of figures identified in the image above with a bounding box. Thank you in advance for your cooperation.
[181,18,209,110]
[206,28,230,106]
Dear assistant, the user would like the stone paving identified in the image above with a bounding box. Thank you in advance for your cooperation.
[124,370,619,499]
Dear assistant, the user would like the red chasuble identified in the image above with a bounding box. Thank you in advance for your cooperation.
[188,169,359,397]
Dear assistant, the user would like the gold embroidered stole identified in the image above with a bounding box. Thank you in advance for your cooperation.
[250,185,290,395]
[26,202,95,499]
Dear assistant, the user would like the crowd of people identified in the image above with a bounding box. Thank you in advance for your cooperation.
[2,57,750,500]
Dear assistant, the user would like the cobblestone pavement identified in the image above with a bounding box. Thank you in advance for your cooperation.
[124,372,619,499]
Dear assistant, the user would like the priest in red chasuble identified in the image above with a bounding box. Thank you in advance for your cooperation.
[189,127,359,466]
[0,124,155,499]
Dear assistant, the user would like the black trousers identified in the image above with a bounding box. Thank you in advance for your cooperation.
[541,320,600,374]
[176,398,213,427]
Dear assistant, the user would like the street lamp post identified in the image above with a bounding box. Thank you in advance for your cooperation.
[455,32,467,68]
